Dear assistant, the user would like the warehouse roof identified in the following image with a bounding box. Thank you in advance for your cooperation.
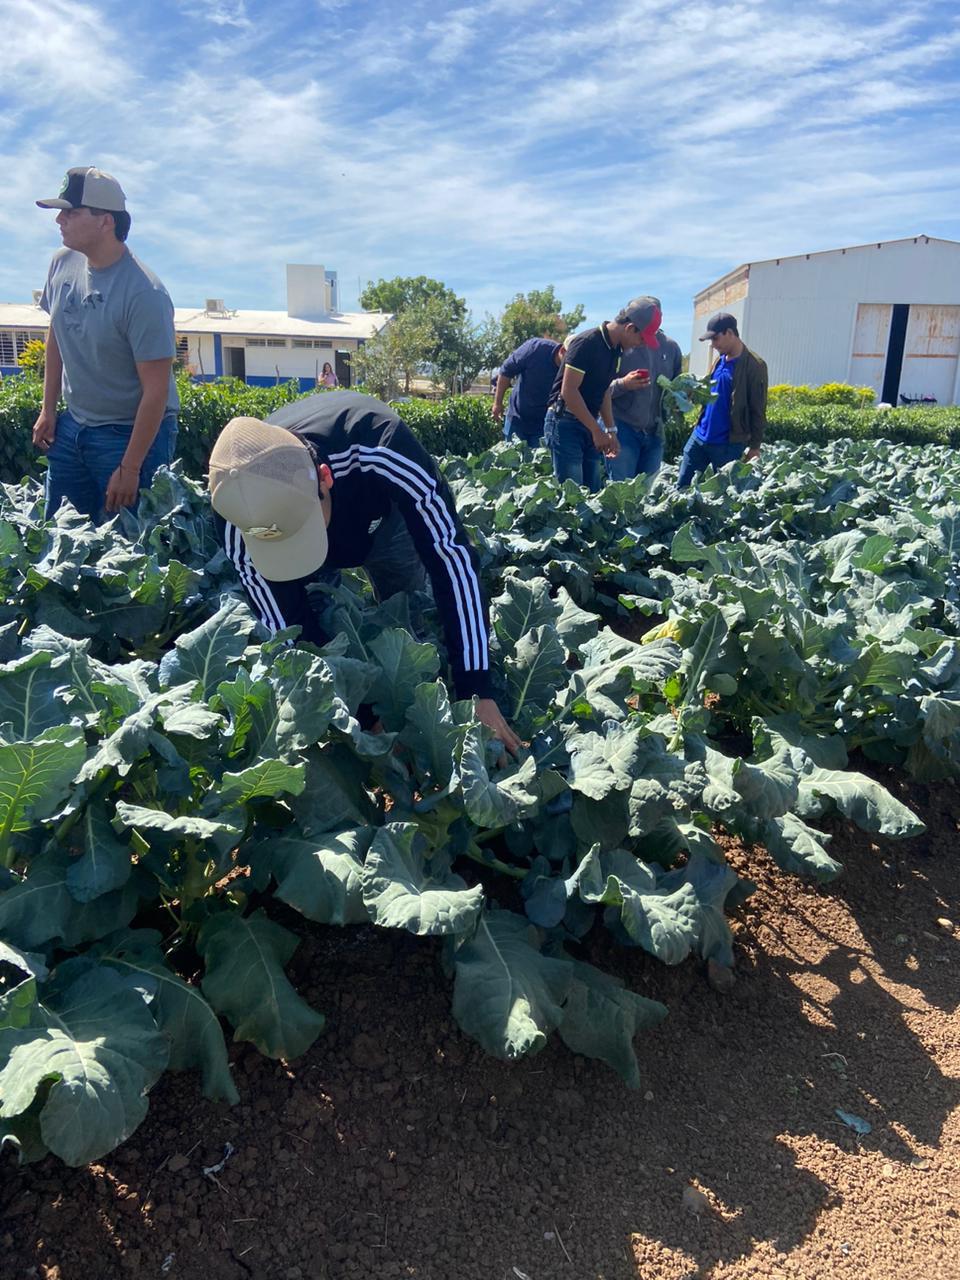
[696,234,960,302]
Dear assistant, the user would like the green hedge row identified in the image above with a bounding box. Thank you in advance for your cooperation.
[2,373,959,486]
[767,382,876,408]
[0,376,501,483]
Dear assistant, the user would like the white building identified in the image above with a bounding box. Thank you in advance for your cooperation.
[0,263,391,391]
[690,235,960,405]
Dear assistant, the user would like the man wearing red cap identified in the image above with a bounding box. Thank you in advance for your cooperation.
[543,299,661,491]
[607,297,682,482]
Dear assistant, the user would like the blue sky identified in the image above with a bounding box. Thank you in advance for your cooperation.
[2,0,959,350]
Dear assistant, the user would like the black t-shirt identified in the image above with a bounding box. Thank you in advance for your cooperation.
[547,324,622,418]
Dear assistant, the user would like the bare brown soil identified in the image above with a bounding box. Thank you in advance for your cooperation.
[3,777,959,1280]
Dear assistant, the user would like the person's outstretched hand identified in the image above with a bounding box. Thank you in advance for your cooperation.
[475,697,522,758]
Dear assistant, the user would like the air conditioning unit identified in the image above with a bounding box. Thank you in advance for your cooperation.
[205,298,225,314]
[32,290,42,305]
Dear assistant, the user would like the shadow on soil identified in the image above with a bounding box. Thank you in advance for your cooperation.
[2,784,957,1280]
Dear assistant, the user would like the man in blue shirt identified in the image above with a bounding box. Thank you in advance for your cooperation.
[492,337,565,445]
[676,312,767,489]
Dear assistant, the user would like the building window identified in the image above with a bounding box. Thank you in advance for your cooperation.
[0,330,44,364]
[291,339,333,349]
[175,334,189,363]
[15,331,41,360]
[246,337,267,347]
[266,338,287,348]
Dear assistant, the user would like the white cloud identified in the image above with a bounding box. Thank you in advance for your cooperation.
[1,0,958,341]
[179,0,252,27]
[0,0,134,100]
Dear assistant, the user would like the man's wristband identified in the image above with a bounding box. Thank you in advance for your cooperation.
[119,461,142,473]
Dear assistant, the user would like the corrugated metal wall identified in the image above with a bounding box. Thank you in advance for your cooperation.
[690,238,960,401]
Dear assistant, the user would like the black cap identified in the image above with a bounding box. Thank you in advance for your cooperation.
[36,166,126,212]
[699,311,738,341]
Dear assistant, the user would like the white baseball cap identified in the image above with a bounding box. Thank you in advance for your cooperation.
[208,417,329,582]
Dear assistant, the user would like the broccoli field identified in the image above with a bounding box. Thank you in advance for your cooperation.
[1,437,958,1170]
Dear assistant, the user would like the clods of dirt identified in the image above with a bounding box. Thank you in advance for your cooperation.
[2,779,959,1280]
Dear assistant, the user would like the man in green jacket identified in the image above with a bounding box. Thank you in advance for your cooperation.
[677,312,767,488]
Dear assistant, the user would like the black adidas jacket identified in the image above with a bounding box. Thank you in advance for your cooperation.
[217,391,492,700]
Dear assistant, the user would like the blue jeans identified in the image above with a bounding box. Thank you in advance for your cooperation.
[606,420,664,481]
[503,414,543,446]
[544,409,603,492]
[45,409,179,520]
[676,431,745,489]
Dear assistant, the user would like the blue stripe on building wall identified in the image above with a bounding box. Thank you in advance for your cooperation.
[244,375,305,388]
[213,334,223,378]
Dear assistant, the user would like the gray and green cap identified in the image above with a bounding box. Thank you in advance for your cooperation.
[36,167,126,212]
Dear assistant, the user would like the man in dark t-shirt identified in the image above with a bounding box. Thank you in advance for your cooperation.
[544,298,661,491]
[492,337,565,445]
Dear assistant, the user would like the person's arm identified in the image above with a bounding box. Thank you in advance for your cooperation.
[561,367,619,458]
[492,373,512,423]
[104,358,173,512]
[599,388,615,433]
[360,422,520,753]
[32,327,63,452]
[608,350,650,403]
[609,369,649,402]
[745,355,768,459]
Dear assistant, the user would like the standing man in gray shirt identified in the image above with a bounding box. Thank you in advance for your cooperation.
[32,167,179,519]
[607,296,682,482]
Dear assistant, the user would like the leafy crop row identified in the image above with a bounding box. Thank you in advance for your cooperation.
[1,437,943,1169]
[449,439,960,779]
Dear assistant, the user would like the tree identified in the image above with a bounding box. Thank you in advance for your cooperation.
[353,310,437,400]
[430,311,501,396]
[359,276,466,325]
[17,338,46,379]
[497,286,586,358]
[359,275,496,395]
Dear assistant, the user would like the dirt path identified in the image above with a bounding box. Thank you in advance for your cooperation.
[3,777,959,1280]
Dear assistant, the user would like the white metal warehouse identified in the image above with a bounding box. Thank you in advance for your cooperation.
[689,235,960,406]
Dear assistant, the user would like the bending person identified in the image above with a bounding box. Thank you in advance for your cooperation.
[208,390,520,753]
[492,335,565,445]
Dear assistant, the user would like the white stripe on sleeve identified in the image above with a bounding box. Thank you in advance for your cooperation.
[328,444,487,671]
[224,521,288,634]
